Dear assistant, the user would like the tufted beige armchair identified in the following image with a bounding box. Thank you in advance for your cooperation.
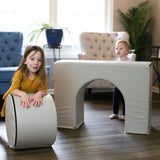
[78,31,136,95]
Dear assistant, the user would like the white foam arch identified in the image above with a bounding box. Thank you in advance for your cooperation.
[54,60,152,134]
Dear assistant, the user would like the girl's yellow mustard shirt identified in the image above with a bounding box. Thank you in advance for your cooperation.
[1,69,47,117]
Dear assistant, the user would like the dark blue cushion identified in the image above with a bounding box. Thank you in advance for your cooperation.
[0,67,18,81]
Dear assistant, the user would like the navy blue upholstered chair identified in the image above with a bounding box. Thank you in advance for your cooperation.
[0,32,23,95]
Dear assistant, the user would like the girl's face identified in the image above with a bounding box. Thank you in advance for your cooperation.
[25,51,42,75]
[115,43,130,58]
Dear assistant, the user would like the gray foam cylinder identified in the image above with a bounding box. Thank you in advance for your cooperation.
[5,94,57,149]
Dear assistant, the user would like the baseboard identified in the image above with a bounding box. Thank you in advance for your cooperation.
[152,86,159,93]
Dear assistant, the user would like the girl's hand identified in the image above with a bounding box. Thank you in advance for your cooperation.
[31,91,43,107]
[20,92,32,109]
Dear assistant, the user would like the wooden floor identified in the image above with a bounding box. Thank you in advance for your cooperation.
[1,92,160,160]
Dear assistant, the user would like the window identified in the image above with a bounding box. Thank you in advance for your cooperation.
[0,0,112,48]
[57,0,106,47]
[0,0,49,45]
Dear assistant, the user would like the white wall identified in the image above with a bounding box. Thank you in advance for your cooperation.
[150,0,160,45]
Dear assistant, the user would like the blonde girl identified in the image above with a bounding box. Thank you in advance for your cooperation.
[109,40,131,121]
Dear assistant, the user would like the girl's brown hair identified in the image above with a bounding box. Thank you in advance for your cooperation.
[18,45,47,89]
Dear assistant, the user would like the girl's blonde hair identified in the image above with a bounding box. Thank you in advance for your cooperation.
[17,45,47,89]
[116,40,131,50]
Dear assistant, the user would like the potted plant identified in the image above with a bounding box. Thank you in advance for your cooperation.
[118,0,152,61]
[28,21,70,46]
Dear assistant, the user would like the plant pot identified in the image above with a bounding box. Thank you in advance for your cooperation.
[45,29,63,46]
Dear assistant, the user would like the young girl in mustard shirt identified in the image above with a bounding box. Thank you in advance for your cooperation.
[1,45,48,117]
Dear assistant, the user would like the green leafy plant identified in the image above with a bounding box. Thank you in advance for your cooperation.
[118,0,152,61]
[27,21,70,43]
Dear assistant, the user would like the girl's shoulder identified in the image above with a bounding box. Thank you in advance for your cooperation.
[13,69,23,78]
[15,69,22,75]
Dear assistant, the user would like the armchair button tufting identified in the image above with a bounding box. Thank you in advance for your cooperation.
[14,39,18,43]
[7,55,10,59]
[10,48,14,51]
[86,38,90,41]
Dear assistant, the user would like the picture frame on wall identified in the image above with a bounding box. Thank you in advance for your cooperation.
[150,46,160,58]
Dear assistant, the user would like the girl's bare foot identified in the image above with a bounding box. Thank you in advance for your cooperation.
[109,114,118,119]
[119,115,125,121]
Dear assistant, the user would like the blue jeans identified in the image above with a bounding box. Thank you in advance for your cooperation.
[112,87,125,115]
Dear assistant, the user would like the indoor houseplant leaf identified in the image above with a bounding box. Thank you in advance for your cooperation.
[118,0,152,61]
[28,21,70,46]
